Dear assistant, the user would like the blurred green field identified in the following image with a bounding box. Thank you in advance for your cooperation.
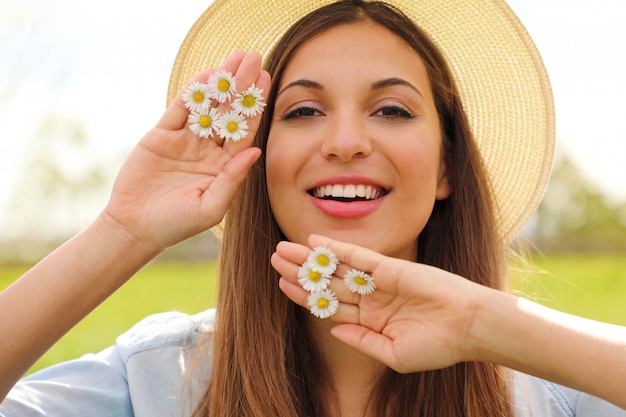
[0,261,218,374]
[1,254,625,375]
[511,254,626,326]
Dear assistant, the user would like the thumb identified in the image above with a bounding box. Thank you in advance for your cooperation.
[331,324,396,367]
[201,147,261,214]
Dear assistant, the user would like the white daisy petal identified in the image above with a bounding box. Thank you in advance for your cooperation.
[306,246,339,276]
[208,70,237,103]
[188,108,221,139]
[343,269,376,295]
[182,82,212,113]
[232,83,266,117]
[216,110,249,143]
[307,290,339,319]
[298,261,331,293]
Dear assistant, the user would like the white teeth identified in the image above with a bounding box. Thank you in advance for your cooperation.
[313,184,383,199]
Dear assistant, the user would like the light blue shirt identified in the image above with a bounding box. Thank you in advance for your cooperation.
[1,309,624,416]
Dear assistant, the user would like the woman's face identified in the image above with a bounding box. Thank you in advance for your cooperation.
[266,22,451,260]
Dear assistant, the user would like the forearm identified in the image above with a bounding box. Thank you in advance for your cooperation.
[471,288,626,409]
[0,213,161,400]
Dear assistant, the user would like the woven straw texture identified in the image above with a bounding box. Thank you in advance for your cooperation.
[167,0,555,243]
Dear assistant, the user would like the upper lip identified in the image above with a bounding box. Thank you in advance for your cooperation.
[308,177,389,200]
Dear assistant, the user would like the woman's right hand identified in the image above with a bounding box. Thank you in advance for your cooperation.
[0,51,270,399]
[101,50,270,252]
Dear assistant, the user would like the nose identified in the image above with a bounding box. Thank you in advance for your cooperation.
[320,111,373,162]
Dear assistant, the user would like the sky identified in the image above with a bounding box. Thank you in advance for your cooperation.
[1,0,625,238]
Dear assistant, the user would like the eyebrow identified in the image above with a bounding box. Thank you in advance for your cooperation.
[371,77,423,98]
[276,77,423,98]
[277,79,323,97]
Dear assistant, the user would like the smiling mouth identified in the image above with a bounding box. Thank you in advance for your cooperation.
[310,184,387,201]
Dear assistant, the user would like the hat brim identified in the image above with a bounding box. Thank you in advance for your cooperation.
[168,0,555,243]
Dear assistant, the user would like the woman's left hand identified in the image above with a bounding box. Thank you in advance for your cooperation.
[273,235,626,410]
[271,234,489,373]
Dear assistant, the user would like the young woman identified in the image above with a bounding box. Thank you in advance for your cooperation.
[1,1,625,416]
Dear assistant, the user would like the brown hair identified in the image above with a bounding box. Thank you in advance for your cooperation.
[193,1,512,416]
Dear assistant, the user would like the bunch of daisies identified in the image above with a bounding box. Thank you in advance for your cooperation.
[299,246,376,319]
[182,70,266,143]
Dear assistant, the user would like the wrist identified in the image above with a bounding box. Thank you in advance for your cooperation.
[92,209,164,262]
[463,285,518,364]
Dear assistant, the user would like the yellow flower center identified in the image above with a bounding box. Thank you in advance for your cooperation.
[316,298,329,309]
[217,79,231,92]
[316,254,330,267]
[226,121,239,133]
[308,270,321,283]
[199,115,212,128]
[193,91,205,103]
[242,94,256,108]
[354,276,368,286]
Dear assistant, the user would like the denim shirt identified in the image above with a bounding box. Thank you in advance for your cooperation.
[1,309,624,417]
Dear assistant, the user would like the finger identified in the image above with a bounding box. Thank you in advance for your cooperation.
[157,50,247,132]
[307,234,384,272]
[272,241,359,291]
[270,252,302,284]
[199,147,261,216]
[233,51,264,89]
[307,234,402,293]
[330,324,399,369]
[218,49,247,72]
[222,52,270,155]
[278,276,309,308]
[272,241,311,271]
[273,239,376,304]
[278,277,362,325]
[156,67,215,131]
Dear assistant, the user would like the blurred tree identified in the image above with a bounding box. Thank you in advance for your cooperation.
[2,113,116,263]
[531,152,626,252]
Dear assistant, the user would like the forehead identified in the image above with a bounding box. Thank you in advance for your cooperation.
[280,21,428,84]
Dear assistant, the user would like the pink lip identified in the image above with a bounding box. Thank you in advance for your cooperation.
[308,176,387,219]
[310,196,385,218]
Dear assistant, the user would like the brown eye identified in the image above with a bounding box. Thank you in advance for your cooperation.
[283,107,320,120]
[376,106,415,119]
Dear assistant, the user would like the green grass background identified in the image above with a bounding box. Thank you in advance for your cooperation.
[2,254,625,375]
[1,261,218,375]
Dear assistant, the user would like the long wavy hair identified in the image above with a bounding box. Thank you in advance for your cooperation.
[192,1,512,416]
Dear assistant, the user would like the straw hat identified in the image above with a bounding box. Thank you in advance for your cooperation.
[167,0,555,243]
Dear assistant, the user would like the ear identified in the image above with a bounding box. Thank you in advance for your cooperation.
[435,154,453,200]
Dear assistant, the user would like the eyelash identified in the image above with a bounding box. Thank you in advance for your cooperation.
[375,105,415,119]
[281,105,415,120]
[282,106,320,120]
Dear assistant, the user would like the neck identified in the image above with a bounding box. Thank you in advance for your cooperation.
[307,315,385,417]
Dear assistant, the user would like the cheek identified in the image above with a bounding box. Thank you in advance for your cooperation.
[265,132,301,214]
[398,142,443,186]
[265,136,309,244]
[266,132,297,180]
[266,128,317,189]
[265,136,285,202]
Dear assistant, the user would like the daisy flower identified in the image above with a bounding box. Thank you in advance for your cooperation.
[343,269,376,295]
[208,70,237,103]
[188,108,220,139]
[307,289,339,319]
[232,83,266,117]
[298,261,331,293]
[216,110,249,143]
[306,246,339,276]
[182,82,212,113]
